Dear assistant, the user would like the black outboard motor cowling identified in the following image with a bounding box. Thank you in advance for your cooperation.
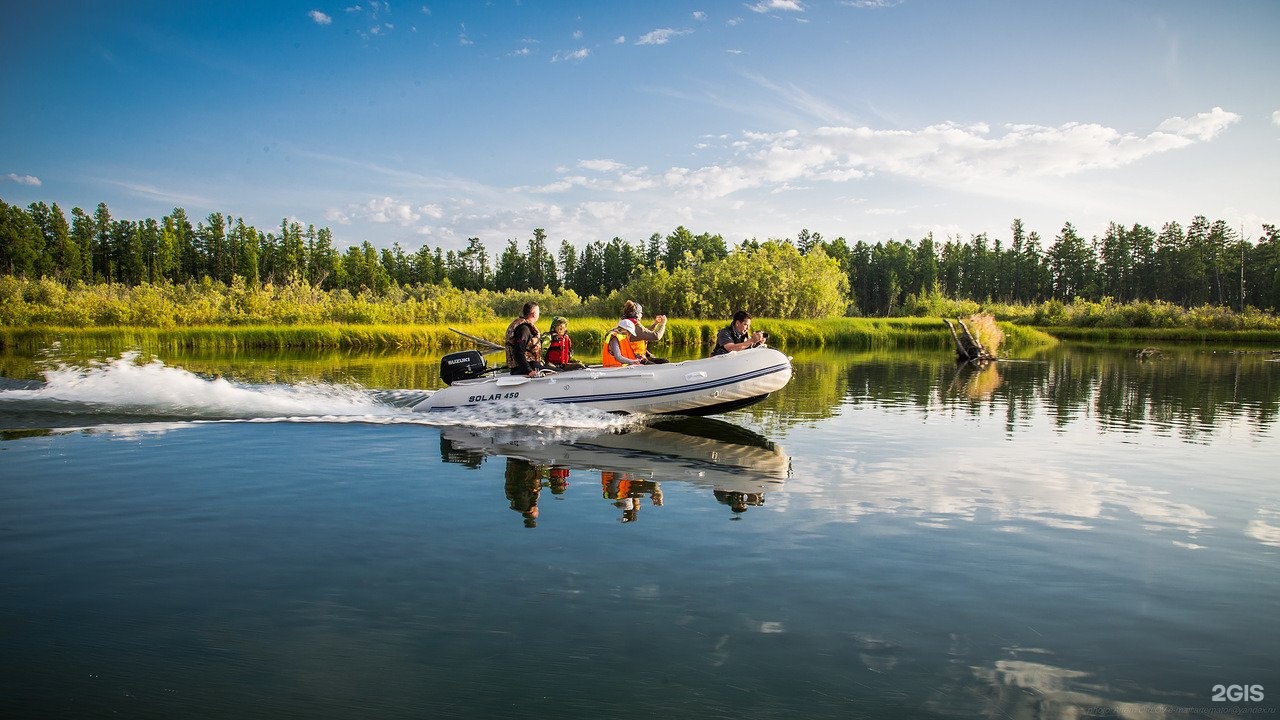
[440,350,488,385]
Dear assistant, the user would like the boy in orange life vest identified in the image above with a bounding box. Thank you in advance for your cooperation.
[602,319,642,367]
[544,316,585,371]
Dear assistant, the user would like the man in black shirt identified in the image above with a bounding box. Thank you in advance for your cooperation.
[711,310,765,356]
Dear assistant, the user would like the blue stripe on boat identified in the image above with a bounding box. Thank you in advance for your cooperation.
[541,362,791,404]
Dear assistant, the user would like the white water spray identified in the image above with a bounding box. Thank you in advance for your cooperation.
[0,352,638,432]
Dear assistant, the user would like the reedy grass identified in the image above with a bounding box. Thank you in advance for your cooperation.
[0,317,1059,354]
[904,291,1280,332]
[5,275,1273,352]
[1033,326,1280,344]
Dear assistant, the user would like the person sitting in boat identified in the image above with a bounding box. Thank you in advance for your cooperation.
[505,302,546,377]
[543,316,586,371]
[619,299,669,364]
[602,318,644,367]
[711,310,766,357]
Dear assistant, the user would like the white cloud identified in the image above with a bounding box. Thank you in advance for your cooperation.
[579,159,625,172]
[521,108,1242,203]
[308,10,332,25]
[609,170,658,193]
[5,173,42,186]
[748,0,805,13]
[839,0,903,7]
[664,108,1241,198]
[552,48,590,62]
[518,161,657,195]
[637,28,692,45]
[112,180,212,207]
[1271,110,1280,126]
[693,11,707,21]
[577,201,631,223]
[360,197,421,225]
[572,30,583,40]
[614,35,626,44]
[1154,106,1240,141]
[302,108,1245,251]
[743,72,857,125]
[324,208,352,225]
[525,178,584,193]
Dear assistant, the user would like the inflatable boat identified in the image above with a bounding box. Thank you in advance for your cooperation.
[412,346,793,416]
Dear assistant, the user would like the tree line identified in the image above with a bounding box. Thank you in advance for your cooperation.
[820,218,1280,316]
[2,197,1277,317]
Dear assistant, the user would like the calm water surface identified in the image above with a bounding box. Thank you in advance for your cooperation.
[1,343,1277,719]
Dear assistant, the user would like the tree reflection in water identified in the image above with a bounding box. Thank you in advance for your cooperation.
[735,345,1279,440]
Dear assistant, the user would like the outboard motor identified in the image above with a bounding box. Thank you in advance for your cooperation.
[440,350,489,385]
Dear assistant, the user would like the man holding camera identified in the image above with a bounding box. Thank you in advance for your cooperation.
[711,310,766,356]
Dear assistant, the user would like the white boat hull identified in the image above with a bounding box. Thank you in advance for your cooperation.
[413,347,792,416]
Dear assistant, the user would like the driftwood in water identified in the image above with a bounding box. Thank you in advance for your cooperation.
[449,327,505,354]
[943,319,995,365]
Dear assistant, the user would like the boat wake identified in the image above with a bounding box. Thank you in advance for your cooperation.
[0,352,636,434]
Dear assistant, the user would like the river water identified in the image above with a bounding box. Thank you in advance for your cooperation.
[1,343,1277,719]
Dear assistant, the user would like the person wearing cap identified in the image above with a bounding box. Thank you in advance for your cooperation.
[543,315,585,371]
[621,299,670,364]
[711,310,765,357]
[602,316,643,367]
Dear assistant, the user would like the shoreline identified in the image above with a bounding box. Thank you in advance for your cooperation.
[4,320,1277,354]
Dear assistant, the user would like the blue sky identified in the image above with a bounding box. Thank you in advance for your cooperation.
[3,0,1278,254]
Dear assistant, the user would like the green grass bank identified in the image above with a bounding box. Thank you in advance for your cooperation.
[0,317,1060,355]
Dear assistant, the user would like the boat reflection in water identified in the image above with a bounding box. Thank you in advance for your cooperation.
[438,416,790,525]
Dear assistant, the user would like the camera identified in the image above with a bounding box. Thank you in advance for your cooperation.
[759,331,769,339]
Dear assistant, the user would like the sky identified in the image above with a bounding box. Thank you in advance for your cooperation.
[3,0,1278,255]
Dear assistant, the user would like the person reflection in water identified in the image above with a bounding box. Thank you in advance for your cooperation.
[601,471,663,523]
[714,490,765,516]
[548,467,570,494]
[505,458,542,528]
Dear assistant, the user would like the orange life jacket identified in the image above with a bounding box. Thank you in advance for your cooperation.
[601,328,638,367]
[622,317,664,357]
